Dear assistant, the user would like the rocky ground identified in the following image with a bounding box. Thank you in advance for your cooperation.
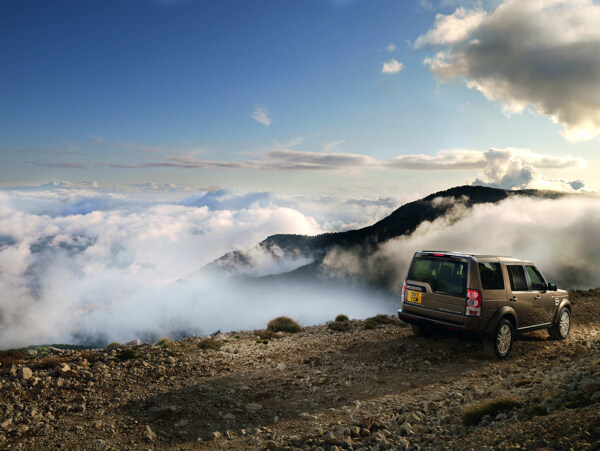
[1,291,599,450]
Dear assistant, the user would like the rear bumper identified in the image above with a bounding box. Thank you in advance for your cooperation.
[398,308,482,332]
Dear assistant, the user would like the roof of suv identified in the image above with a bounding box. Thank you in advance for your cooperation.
[419,250,532,264]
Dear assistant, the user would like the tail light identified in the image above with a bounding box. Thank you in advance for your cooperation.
[466,289,482,316]
[401,279,407,303]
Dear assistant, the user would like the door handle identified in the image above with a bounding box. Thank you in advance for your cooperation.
[534,295,541,300]
[510,296,518,302]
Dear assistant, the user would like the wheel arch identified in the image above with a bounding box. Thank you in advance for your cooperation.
[485,306,518,335]
[552,299,572,325]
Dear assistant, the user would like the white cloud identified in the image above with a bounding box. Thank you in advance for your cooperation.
[249,104,272,127]
[323,140,346,152]
[381,58,405,74]
[386,42,397,52]
[416,0,600,142]
[0,185,405,347]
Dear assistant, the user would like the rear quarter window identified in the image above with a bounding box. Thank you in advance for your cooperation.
[407,257,467,297]
[478,262,505,290]
[507,265,528,291]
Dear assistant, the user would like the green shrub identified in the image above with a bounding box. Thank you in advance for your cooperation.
[116,349,139,361]
[335,314,349,322]
[254,329,277,340]
[198,338,223,351]
[364,314,398,329]
[328,321,353,332]
[106,342,121,350]
[267,316,301,333]
[157,337,175,348]
[262,339,269,345]
[463,397,521,426]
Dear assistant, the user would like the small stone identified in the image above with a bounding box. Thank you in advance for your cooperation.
[398,437,410,450]
[223,413,236,420]
[245,403,263,413]
[0,419,12,429]
[166,356,176,364]
[265,440,279,450]
[25,349,37,357]
[582,380,600,395]
[144,425,156,441]
[125,339,142,346]
[590,391,600,402]
[400,421,413,436]
[276,362,287,371]
[91,420,102,428]
[174,419,188,428]
[210,431,222,440]
[17,367,33,380]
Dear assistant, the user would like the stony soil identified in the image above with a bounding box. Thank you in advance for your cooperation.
[1,292,599,450]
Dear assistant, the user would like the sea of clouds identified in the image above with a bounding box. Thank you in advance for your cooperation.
[0,182,403,348]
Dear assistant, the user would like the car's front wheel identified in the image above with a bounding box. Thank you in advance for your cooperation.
[483,318,514,359]
[548,307,571,340]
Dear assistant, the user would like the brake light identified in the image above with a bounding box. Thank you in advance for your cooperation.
[466,289,482,316]
[433,253,445,257]
[401,279,407,303]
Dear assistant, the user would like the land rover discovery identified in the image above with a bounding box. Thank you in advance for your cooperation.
[398,251,571,359]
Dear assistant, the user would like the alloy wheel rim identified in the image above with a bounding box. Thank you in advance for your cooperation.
[559,311,570,336]
[497,324,512,355]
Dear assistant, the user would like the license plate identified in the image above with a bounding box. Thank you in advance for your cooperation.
[406,290,422,304]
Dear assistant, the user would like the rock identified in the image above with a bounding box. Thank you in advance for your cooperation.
[590,391,600,402]
[323,431,338,445]
[276,362,287,371]
[166,356,176,365]
[0,419,12,429]
[8,364,17,377]
[91,420,102,428]
[265,440,279,450]
[25,349,38,356]
[174,419,188,428]
[223,413,236,420]
[144,425,156,441]
[125,339,142,346]
[17,367,33,380]
[245,403,263,413]
[581,379,600,395]
[398,437,410,450]
[210,431,221,440]
[400,422,414,436]
[48,347,65,354]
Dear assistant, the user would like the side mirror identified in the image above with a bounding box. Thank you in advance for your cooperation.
[547,282,558,291]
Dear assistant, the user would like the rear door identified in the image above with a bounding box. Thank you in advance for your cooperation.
[404,255,468,318]
[506,264,537,328]
[524,265,555,324]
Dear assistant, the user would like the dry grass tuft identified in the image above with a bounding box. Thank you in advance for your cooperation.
[463,397,521,426]
[198,338,223,351]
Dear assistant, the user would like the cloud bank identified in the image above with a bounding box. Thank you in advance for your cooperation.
[417,0,600,142]
[0,184,400,348]
[98,147,588,192]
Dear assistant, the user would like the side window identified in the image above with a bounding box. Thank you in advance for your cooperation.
[507,265,527,291]
[478,262,505,290]
[526,265,546,291]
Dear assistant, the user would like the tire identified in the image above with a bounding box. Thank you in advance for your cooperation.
[411,324,434,338]
[548,307,571,340]
[483,318,514,359]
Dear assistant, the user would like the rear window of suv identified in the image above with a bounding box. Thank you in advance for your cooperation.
[407,257,467,297]
[478,262,505,290]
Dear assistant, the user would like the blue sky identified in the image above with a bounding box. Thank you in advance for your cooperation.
[1,0,598,193]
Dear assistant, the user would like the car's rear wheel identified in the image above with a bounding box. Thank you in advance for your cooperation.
[483,318,514,359]
[411,324,434,338]
[548,307,570,340]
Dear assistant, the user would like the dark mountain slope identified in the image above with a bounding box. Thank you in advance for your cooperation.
[205,185,564,276]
